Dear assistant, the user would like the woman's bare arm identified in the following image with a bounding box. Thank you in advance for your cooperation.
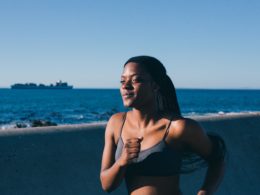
[100,113,142,192]
[176,118,226,195]
[100,113,127,192]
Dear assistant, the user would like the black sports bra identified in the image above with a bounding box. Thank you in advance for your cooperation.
[115,112,182,176]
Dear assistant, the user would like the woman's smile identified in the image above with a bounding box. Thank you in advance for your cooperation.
[122,92,135,99]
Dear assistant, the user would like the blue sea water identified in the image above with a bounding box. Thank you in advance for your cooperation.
[0,89,260,129]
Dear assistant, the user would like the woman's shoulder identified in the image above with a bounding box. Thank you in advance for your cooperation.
[106,112,126,142]
[168,115,203,139]
[172,116,199,129]
[107,112,126,125]
[166,116,210,153]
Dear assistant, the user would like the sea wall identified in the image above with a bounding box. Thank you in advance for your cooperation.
[0,113,259,195]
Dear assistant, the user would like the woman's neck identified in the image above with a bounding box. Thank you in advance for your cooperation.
[131,107,161,129]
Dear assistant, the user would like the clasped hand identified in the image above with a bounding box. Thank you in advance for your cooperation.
[118,137,143,166]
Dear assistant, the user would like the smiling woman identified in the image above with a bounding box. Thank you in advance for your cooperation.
[100,56,226,195]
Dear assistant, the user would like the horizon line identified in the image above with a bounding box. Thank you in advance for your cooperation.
[1,87,260,90]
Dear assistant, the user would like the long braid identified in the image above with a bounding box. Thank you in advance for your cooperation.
[160,75,181,115]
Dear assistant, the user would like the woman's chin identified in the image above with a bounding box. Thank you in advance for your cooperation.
[123,103,133,108]
[123,100,135,108]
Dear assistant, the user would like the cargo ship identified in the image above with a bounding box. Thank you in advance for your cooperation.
[11,80,73,89]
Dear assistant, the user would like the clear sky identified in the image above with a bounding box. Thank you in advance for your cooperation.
[1,0,259,89]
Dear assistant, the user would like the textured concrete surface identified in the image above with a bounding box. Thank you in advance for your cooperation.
[0,113,259,195]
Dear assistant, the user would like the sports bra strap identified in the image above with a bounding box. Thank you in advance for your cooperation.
[163,118,173,140]
[119,113,172,140]
[119,112,127,136]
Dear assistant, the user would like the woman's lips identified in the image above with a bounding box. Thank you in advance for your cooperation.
[122,93,134,98]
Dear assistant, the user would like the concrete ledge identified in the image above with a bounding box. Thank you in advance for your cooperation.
[0,113,259,195]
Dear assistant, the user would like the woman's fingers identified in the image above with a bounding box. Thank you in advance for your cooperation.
[128,153,139,159]
[119,137,143,165]
[127,147,140,153]
[125,142,140,148]
[126,138,143,144]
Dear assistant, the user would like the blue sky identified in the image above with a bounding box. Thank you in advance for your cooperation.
[1,0,259,89]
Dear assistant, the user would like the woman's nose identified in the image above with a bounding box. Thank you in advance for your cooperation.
[122,80,133,89]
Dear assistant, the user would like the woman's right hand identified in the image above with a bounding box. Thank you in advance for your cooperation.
[117,137,143,167]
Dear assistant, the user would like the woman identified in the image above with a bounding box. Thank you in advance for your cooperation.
[100,56,226,195]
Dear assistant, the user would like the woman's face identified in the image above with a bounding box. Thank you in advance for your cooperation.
[120,62,157,109]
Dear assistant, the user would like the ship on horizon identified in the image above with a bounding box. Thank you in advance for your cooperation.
[11,80,73,89]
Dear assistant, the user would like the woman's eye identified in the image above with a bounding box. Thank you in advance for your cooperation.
[132,78,143,83]
[120,78,144,85]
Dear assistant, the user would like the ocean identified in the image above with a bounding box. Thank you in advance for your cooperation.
[0,89,260,129]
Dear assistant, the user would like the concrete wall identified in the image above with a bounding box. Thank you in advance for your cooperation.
[0,113,259,195]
